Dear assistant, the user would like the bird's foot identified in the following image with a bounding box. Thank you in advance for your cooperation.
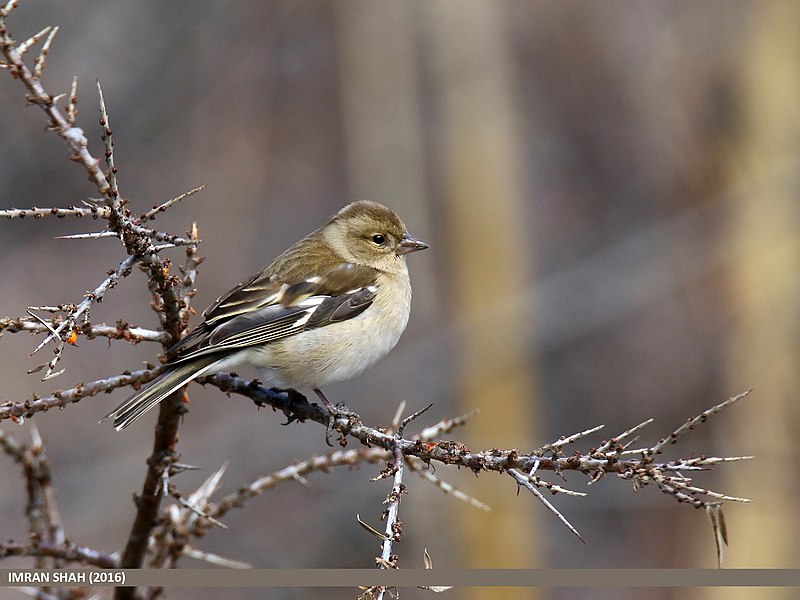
[313,388,357,447]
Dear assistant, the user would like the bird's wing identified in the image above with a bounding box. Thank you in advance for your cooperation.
[165,262,379,365]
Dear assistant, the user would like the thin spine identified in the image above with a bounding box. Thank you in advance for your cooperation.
[66,76,77,125]
[141,186,206,220]
[649,390,751,455]
[17,26,50,56]
[32,24,57,77]
[508,468,585,544]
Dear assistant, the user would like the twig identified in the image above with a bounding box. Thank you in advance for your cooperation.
[175,431,490,567]
[388,400,407,431]
[56,226,193,245]
[184,445,489,546]
[0,14,110,192]
[595,418,654,455]
[398,403,432,435]
[145,464,232,570]
[55,231,116,239]
[171,462,229,532]
[648,390,751,455]
[141,186,206,221]
[377,441,406,569]
[32,24,57,77]
[406,457,491,511]
[96,81,120,210]
[0,540,117,568]
[116,227,197,585]
[369,440,406,600]
[0,10,187,333]
[0,0,19,18]
[123,221,197,247]
[416,408,480,441]
[209,374,751,505]
[17,25,50,56]
[508,468,585,544]
[374,404,430,589]
[662,456,754,469]
[0,367,163,422]
[1,8,193,597]
[66,76,77,125]
[648,471,751,508]
[0,205,109,220]
[29,425,65,570]
[27,254,138,379]
[0,427,66,571]
[181,546,251,569]
[24,308,64,380]
[523,472,587,497]
[538,424,606,454]
[164,446,391,549]
[178,222,202,323]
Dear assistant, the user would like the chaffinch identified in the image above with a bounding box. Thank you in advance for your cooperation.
[105,201,428,430]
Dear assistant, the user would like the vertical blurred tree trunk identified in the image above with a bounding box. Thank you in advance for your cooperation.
[712,2,800,597]
[333,1,426,221]
[425,1,540,595]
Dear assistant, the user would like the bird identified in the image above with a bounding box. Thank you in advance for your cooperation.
[104,200,428,432]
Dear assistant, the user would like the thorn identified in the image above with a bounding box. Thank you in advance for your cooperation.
[18,26,51,56]
[55,231,116,240]
[67,76,78,125]
[140,185,206,221]
[1,0,19,16]
[33,25,59,78]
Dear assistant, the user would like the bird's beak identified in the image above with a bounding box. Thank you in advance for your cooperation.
[397,234,429,255]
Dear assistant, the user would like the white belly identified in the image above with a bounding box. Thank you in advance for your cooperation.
[241,271,412,389]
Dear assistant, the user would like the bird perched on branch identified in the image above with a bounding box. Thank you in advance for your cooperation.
[104,201,428,432]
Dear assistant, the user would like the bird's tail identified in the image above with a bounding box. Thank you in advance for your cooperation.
[102,356,219,431]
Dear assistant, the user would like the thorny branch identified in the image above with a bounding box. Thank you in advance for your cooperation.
[205,375,752,547]
[359,405,432,599]
[0,14,195,380]
[356,436,406,600]
[152,407,489,570]
[0,186,205,223]
[115,382,750,576]
[0,4,204,592]
[26,255,138,380]
[372,404,433,576]
[0,2,108,192]
[0,204,110,220]
[0,540,117,569]
[0,425,65,592]
[0,315,169,344]
[0,367,164,423]
[210,375,752,491]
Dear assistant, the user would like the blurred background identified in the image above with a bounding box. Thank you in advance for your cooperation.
[1,1,799,599]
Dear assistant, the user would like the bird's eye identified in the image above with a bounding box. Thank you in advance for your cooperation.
[371,234,385,245]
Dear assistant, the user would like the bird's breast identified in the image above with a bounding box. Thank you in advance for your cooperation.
[249,270,412,389]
